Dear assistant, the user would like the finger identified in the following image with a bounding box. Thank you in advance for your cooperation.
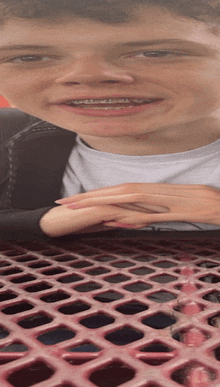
[65,193,170,212]
[103,221,147,228]
[114,203,166,214]
[124,211,205,224]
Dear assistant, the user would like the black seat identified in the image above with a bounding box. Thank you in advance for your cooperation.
[0,108,33,144]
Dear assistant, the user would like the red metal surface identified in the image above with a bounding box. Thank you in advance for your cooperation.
[0,236,220,387]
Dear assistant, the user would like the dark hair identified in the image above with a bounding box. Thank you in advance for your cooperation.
[0,0,219,26]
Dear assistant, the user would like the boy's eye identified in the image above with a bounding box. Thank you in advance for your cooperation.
[130,50,187,58]
[9,55,51,63]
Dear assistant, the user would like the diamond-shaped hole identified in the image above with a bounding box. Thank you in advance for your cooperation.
[130,267,154,275]
[0,326,9,339]
[28,261,51,269]
[11,275,36,284]
[144,384,162,387]
[54,255,77,262]
[174,302,205,314]
[89,361,135,387]
[18,313,53,329]
[196,250,216,256]
[203,291,220,303]
[199,274,220,283]
[7,360,55,387]
[104,274,130,283]
[94,291,123,303]
[59,301,91,315]
[71,260,93,268]
[42,249,63,256]
[171,362,216,385]
[139,341,174,366]
[67,342,101,352]
[140,341,173,352]
[80,313,114,329]
[16,255,38,262]
[147,291,177,303]
[75,249,99,256]
[208,312,220,328]
[4,249,25,257]
[66,358,94,366]
[95,255,116,262]
[40,291,70,303]
[0,342,28,352]
[124,282,152,293]
[25,282,52,293]
[86,266,111,276]
[214,346,220,361]
[105,326,144,345]
[57,274,83,283]
[0,358,18,366]
[135,256,154,263]
[196,261,219,269]
[0,261,10,268]
[2,302,34,315]
[56,384,74,387]
[172,328,210,344]
[116,301,148,315]
[112,261,135,268]
[142,313,177,329]
[42,267,66,275]
[37,327,75,345]
[74,282,102,292]
[0,291,17,302]
[1,268,22,276]
[153,261,176,268]
[150,274,177,283]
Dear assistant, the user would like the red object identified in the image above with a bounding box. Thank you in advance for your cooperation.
[0,235,220,386]
[0,97,10,107]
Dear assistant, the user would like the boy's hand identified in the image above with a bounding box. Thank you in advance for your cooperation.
[55,183,220,227]
[39,202,156,237]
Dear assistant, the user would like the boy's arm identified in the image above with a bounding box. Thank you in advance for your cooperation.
[0,202,149,240]
[0,206,56,240]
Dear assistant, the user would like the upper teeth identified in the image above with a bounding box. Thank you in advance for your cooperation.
[66,98,154,105]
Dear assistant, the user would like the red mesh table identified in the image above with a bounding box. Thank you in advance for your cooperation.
[0,234,220,387]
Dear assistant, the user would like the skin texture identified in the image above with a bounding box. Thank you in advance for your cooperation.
[0,7,220,234]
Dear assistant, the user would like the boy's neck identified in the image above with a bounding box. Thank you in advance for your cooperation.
[79,119,220,156]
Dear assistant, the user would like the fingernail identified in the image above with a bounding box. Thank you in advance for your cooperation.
[55,200,65,204]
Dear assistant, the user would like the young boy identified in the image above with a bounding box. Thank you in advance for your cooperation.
[0,0,220,240]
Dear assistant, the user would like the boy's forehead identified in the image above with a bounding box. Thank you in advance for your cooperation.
[0,8,220,51]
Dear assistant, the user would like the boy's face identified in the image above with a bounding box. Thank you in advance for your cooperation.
[1,7,220,141]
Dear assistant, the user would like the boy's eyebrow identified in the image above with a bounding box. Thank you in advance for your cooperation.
[121,39,202,47]
[0,44,52,51]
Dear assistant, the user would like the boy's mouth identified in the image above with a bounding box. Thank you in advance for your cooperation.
[56,96,164,117]
[63,97,161,110]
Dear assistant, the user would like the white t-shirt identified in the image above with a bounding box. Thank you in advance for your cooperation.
[61,136,220,231]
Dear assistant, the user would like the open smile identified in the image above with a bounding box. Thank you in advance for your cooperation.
[56,96,164,117]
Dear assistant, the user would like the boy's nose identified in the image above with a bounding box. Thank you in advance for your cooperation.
[55,57,134,85]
